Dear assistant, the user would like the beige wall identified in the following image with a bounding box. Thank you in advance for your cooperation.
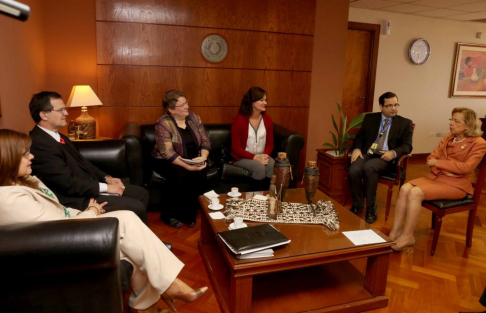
[349,8,486,153]
[0,0,45,132]
[307,0,349,162]
[0,0,98,134]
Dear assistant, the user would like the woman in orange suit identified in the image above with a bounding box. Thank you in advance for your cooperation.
[389,107,486,252]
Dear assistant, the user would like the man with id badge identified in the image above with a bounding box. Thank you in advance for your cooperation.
[348,92,413,224]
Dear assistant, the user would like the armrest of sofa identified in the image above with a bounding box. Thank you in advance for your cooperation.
[119,123,144,186]
[0,218,124,313]
[0,218,119,275]
[273,123,305,187]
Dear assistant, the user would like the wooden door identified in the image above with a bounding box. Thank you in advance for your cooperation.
[342,22,380,120]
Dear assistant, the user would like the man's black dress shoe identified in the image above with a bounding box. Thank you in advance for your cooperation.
[350,204,364,215]
[166,218,182,228]
[163,241,173,251]
[365,204,378,224]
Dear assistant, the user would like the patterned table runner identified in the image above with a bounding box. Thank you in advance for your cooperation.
[224,198,340,230]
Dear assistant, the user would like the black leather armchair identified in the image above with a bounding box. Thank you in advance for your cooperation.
[0,218,124,313]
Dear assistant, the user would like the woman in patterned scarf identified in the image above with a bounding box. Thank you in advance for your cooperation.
[152,90,211,228]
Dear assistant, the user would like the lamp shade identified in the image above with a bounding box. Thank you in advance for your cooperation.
[66,85,102,108]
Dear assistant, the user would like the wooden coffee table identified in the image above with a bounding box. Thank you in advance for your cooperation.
[198,188,393,313]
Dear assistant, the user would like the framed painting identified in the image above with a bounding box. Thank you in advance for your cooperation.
[450,43,486,97]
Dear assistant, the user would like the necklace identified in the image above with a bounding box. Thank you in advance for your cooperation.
[452,136,467,144]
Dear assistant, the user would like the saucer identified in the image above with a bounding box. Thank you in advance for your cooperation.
[227,192,242,198]
[229,222,247,230]
[209,204,224,211]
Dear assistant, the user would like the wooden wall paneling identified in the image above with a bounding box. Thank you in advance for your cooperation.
[98,65,311,108]
[96,0,316,35]
[265,107,309,140]
[96,22,313,71]
[98,107,163,138]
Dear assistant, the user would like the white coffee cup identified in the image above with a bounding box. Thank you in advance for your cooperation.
[231,187,239,196]
[211,198,219,207]
[234,217,244,228]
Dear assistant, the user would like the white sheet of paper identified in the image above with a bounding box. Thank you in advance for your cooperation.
[209,212,225,220]
[342,229,386,246]
[204,190,219,200]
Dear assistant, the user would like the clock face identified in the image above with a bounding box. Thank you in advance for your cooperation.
[409,39,430,65]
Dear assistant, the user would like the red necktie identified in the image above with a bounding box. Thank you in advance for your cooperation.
[60,137,65,144]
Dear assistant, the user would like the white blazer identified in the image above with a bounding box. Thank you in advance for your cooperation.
[0,176,96,226]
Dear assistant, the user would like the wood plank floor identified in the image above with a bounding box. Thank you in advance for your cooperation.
[147,158,486,313]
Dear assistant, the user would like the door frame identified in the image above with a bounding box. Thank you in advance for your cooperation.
[347,22,380,112]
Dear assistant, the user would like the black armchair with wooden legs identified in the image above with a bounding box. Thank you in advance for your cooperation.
[341,147,412,221]
[422,155,486,256]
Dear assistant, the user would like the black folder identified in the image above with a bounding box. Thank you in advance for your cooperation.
[218,224,291,255]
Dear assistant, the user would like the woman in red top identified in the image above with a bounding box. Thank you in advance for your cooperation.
[231,87,274,187]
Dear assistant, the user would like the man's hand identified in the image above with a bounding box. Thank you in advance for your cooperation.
[380,151,396,162]
[106,176,124,187]
[427,158,438,167]
[351,149,363,163]
[107,183,125,196]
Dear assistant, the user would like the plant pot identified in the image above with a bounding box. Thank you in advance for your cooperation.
[316,149,347,202]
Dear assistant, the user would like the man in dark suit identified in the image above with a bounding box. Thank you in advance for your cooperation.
[28,91,150,225]
[349,92,413,224]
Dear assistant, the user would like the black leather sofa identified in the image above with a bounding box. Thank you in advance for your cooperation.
[0,218,124,313]
[119,122,305,210]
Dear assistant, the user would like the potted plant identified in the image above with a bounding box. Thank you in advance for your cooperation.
[317,103,368,200]
[322,103,368,156]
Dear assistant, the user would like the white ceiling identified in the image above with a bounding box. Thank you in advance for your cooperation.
[350,0,486,22]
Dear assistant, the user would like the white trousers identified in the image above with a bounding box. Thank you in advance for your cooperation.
[102,211,184,310]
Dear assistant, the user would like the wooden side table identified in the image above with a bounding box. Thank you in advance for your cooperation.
[316,149,347,202]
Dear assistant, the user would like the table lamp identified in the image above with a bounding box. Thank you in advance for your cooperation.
[66,85,102,139]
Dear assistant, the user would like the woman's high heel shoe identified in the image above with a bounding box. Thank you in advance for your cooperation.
[391,237,415,253]
[161,286,209,312]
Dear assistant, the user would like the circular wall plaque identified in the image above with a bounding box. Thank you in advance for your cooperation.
[201,34,228,63]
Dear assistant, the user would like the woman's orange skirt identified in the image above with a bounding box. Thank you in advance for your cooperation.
[408,177,467,200]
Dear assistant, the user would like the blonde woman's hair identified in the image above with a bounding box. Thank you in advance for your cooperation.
[452,107,483,137]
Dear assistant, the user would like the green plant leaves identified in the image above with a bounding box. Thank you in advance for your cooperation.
[322,103,370,156]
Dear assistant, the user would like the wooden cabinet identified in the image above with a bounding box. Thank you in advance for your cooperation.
[316,149,347,202]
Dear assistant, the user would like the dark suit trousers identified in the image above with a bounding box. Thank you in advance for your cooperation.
[348,154,390,207]
[84,184,149,225]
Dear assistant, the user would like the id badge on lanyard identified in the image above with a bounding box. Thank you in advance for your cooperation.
[367,120,390,155]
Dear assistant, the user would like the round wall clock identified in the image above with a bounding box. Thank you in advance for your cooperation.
[409,38,431,65]
[200,34,228,63]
